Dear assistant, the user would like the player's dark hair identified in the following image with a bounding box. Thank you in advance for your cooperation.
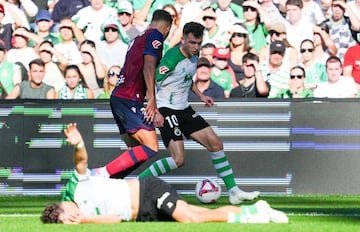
[183,22,205,38]
[40,203,62,224]
[151,9,172,26]
[242,52,259,63]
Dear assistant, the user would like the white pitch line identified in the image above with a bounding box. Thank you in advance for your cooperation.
[286,213,360,217]
[1,213,360,217]
[0,214,38,217]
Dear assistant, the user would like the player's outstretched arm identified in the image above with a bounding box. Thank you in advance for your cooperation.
[64,123,88,175]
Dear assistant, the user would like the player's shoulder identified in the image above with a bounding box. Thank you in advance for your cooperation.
[161,46,186,66]
[146,28,164,40]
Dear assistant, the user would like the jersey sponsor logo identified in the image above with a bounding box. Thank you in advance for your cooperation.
[152,40,162,49]
[159,66,169,74]
[192,112,199,118]
[157,192,170,209]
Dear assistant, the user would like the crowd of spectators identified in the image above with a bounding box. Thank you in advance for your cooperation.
[0,0,359,99]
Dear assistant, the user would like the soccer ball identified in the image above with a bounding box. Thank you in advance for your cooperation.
[195,178,221,204]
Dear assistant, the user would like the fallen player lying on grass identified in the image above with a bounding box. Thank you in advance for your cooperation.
[41,123,288,224]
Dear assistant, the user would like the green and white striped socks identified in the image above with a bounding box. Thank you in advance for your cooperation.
[210,150,237,190]
[138,157,178,178]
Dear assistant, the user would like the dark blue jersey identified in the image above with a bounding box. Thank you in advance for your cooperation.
[112,28,164,102]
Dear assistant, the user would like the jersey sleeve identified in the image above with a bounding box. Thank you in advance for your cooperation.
[155,47,182,82]
[61,169,91,201]
[144,29,164,60]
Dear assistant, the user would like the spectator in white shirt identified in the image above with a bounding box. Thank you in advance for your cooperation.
[314,56,358,98]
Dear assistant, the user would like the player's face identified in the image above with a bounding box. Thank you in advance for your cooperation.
[59,201,82,224]
[182,33,203,57]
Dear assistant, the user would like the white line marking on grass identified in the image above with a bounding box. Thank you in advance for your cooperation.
[0,214,38,217]
[287,213,360,217]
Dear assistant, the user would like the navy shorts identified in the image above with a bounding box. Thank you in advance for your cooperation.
[136,176,182,222]
[158,106,210,147]
[110,95,155,134]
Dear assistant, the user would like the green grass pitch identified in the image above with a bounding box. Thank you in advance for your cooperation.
[0,195,359,232]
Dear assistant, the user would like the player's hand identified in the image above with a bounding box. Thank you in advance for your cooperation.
[144,98,157,123]
[200,95,214,107]
[153,111,164,127]
[64,123,83,146]
[60,211,82,224]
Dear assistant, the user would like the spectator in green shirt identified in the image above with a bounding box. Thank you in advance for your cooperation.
[276,66,314,98]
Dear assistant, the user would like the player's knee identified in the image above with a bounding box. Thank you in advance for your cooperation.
[208,138,223,152]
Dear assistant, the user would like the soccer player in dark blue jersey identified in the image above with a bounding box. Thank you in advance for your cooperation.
[92,10,172,178]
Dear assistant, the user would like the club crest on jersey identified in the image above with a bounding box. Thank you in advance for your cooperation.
[174,127,182,136]
[115,74,125,86]
[159,66,169,74]
[152,40,162,49]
